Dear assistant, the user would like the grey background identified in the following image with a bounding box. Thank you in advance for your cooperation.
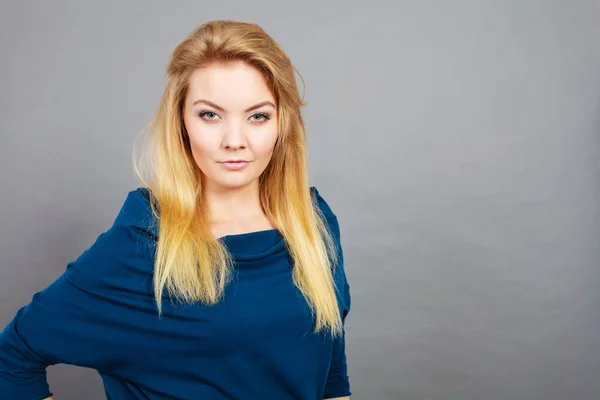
[1,1,599,399]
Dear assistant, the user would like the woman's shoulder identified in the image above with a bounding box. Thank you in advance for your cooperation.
[311,186,350,314]
[85,186,158,254]
[310,186,337,220]
[61,187,158,296]
[119,186,154,219]
[112,187,159,237]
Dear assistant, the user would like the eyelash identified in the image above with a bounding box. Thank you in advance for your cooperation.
[198,111,271,124]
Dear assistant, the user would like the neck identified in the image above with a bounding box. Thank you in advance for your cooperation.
[204,181,264,223]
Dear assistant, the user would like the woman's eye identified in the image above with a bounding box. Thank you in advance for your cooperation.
[199,111,219,121]
[250,113,270,123]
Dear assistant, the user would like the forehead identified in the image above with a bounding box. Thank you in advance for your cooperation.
[186,61,275,108]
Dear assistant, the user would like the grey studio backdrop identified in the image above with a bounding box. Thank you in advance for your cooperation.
[1,1,599,399]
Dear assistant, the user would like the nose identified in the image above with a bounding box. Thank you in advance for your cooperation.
[222,120,247,150]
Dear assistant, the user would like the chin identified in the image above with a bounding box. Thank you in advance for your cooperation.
[209,175,258,191]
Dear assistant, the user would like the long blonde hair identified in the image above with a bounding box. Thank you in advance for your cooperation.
[132,20,342,337]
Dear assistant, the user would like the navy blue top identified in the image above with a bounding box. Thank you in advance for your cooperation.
[0,187,351,399]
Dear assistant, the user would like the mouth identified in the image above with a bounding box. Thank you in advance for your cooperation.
[218,160,250,170]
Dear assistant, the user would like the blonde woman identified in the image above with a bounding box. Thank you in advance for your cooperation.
[0,20,351,400]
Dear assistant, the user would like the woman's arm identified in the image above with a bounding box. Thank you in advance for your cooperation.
[0,189,154,399]
[325,397,350,400]
[0,238,136,398]
[312,188,353,400]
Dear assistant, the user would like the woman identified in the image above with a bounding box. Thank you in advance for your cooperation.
[0,20,351,400]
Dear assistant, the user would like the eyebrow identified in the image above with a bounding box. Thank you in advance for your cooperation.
[192,99,275,113]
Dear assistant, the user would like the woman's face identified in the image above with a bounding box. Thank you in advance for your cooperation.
[183,61,278,193]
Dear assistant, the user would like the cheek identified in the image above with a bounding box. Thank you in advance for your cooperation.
[186,131,221,170]
[186,123,218,155]
[189,135,213,154]
[254,130,279,158]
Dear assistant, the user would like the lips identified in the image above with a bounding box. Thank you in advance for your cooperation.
[218,160,250,171]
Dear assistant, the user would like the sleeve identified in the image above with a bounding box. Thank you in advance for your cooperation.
[0,188,156,400]
[311,187,352,399]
